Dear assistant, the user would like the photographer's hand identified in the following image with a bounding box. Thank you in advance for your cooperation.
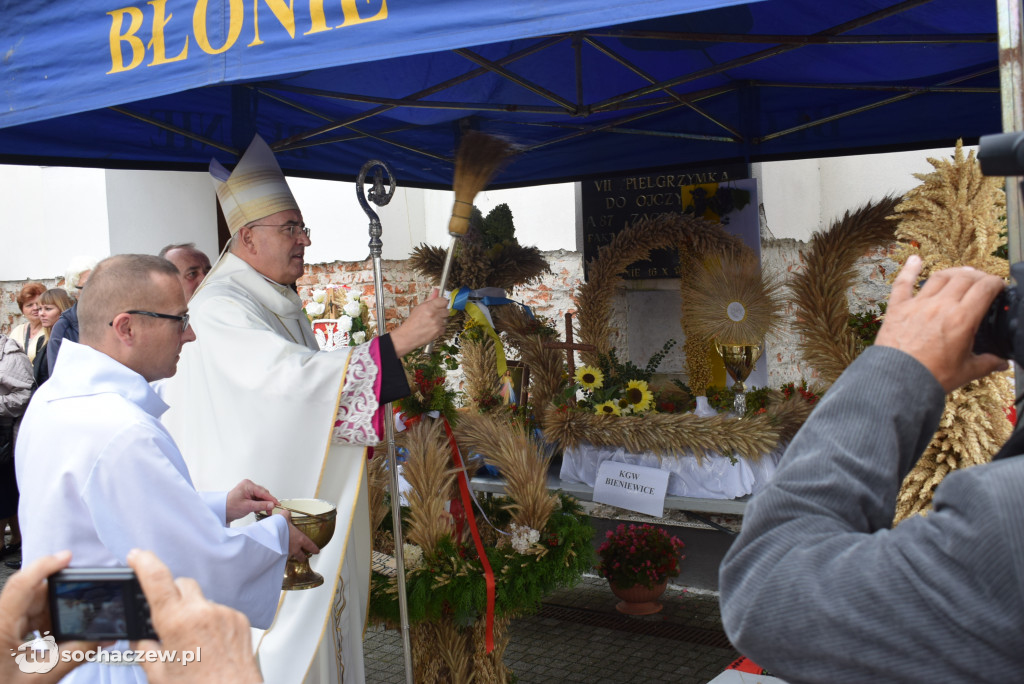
[128,549,263,684]
[0,550,98,684]
[876,255,1009,392]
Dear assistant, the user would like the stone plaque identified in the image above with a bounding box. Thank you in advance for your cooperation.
[580,163,750,280]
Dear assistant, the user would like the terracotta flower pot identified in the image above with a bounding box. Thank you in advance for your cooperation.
[609,579,668,615]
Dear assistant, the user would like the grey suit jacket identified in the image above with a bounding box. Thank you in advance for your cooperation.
[720,346,1024,683]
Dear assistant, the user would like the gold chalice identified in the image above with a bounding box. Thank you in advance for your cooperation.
[714,342,763,415]
[257,498,336,590]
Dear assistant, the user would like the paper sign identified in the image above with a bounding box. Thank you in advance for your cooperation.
[371,551,398,578]
[593,461,669,517]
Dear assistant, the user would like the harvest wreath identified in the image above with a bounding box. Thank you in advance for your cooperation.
[785,144,1012,521]
[538,212,812,460]
[409,202,550,346]
[891,142,1011,521]
[788,195,901,385]
[367,413,593,683]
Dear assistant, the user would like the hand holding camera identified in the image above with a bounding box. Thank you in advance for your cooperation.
[876,255,1009,393]
[0,550,263,684]
[127,548,263,684]
[0,551,98,684]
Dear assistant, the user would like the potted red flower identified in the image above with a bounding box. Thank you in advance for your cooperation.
[597,523,685,615]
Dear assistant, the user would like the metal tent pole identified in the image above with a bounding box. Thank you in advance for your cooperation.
[356,160,414,684]
[997,0,1024,403]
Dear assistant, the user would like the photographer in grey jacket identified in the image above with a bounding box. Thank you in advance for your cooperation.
[720,255,1019,683]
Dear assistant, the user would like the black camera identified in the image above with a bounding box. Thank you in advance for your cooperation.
[48,568,157,641]
[978,132,1024,178]
[971,267,1021,360]
[972,134,1024,362]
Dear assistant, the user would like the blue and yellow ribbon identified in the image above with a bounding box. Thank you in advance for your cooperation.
[452,286,507,376]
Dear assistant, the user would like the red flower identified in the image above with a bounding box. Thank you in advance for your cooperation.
[596,524,685,590]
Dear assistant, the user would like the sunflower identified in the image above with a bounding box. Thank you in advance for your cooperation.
[595,401,621,416]
[622,379,654,413]
[575,365,604,390]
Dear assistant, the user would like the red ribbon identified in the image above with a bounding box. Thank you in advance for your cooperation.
[441,417,496,653]
[396,411,496,652]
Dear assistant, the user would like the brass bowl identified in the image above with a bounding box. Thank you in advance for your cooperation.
[257,498,337,590]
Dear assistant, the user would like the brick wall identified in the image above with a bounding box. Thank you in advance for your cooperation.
[290,242,895,388]
[1,244,896,387]
[294,249,584,336]
[762,239,896,387]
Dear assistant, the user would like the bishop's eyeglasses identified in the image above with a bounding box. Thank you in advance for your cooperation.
[248,223,311,239]
[110,310,191,333]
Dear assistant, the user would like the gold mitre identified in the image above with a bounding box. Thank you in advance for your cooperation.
[210,134,298,235]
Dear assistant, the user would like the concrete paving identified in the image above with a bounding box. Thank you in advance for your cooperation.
[0,534,19,582]
[364,575,738,683]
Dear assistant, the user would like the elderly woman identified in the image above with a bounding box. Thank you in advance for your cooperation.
[9,283,46,363]
[0,332,33,564]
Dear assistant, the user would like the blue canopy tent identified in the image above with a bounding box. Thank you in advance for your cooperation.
[0,0,1005,189]
[2,3,1017,678]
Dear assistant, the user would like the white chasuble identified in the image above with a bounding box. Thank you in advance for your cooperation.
[160,253,375,683]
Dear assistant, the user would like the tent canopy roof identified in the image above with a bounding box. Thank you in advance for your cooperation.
[0,0,1000,188]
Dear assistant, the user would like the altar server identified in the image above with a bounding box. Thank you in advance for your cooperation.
[158,135,448,683]
[16,254,316,683]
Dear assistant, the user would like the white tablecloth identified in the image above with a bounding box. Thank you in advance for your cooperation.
[560,442,783,500]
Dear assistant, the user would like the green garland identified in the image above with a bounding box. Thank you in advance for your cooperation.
[847,302,886,351]
[397,347,461,424]
[370,493,594,625]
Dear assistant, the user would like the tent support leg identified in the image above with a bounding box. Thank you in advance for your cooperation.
[998,0,1024,403]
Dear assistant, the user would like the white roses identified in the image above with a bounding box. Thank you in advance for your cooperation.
[305,287,370,348]
[343,300,362,318]
[305,289,328,317]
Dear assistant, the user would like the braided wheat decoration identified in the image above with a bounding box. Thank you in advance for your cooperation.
[461,337,503,410]
[546,210,811,458]
[575,212,747,369]
[678,248,715,395]
[892,141,1012,522]
[789,196,901,385]
[454,412,558,532]
[493,306,564,410]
